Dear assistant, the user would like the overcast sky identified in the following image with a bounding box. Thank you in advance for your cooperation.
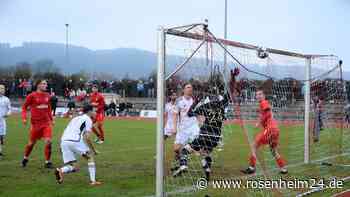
[1,0,349,68]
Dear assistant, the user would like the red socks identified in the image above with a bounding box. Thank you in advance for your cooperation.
[249,155,256,167]
[24,144,34,158]
[44,143,52,161]
[249,155,286,168]
[92,127,100,138]
[24,142,52,161]
[276,157,286,168]
[97,125,104,141]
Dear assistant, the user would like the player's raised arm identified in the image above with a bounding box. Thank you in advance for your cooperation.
[229,67,240,98]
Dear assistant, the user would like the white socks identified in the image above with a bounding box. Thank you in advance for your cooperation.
[60,162,96,182]
[61,165,75,173]
[88,162,96,182]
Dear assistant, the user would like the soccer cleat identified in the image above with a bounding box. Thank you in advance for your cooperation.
[280,168,288,175]
[240,167,256,174]
[45,161,54,169]
[170,166,180,172]
[172,165,188,177]
[204,168,211,181]
[95,140,104,144]
[22,158,29,168]
[55,168,64,184]
[90,181,102,186]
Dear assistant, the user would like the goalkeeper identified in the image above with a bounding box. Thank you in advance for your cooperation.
[173,68,239,180]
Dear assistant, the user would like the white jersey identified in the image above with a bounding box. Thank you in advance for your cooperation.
[165,102,176,131]
[175,96,198,131]
[0,95,11,135]
[61,114,93,143]
[0,95,11,118]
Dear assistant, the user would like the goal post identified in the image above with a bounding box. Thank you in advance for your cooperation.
[304,57,311,164]
[156,22,345,197]
[156,27,166,197]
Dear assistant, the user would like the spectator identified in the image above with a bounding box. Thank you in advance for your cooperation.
[67,98,76,118]
[101,80,108,92]
[69,89,76,99]
[108,101,117,116]
[50,92,58,116]
[137,80,144,97]
[148,78,155,98]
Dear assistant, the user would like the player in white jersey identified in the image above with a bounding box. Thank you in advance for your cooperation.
[164,91,177,139]
[55,104,102,186]
[172,84,200,171]
[0,85,11,157]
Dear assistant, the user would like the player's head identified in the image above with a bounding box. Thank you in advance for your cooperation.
[82,104,96,119]
[169,90,177,102]
[256,89,265,102]
[0,84,5,95]
[92,85,98,93]
[183,83,193,97]
[36,79,48,92]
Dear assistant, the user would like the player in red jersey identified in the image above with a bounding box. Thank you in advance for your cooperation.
[90,85,106,144]
[21,79,54,168]
[241,89,287,174]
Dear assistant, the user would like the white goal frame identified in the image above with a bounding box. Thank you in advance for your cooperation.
[156,22,340,197]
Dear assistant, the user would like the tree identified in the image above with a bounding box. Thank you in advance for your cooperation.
[14,62,32,80]
[70,71,88,89]
[33,59,60,74]
[33,71,65,95]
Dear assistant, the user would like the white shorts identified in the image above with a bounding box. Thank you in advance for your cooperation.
[175,124,200,145]
[0,118,6,136]
[61,141,90,164]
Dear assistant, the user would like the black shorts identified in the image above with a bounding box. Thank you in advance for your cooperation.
[190,134,221,153]
[346,114,350,123]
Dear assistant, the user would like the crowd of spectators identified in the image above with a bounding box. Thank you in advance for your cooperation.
[0,77,156,99]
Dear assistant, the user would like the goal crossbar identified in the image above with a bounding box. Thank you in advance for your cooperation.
[166,24,336,59]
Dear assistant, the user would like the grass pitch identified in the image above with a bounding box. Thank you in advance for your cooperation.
[0,116,349,197]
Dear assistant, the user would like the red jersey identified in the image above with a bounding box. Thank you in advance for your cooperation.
[259,99,278,130]
[90,92,105,114]
[22,91,53,126]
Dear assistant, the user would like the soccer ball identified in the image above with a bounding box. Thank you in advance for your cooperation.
[257,47,269,59]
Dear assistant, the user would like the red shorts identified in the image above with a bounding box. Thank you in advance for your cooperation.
[30,125,52,141]
[255,128,279,149]
[94,113,104,123]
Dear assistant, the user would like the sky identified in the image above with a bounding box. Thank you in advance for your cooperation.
[0,0,349,69]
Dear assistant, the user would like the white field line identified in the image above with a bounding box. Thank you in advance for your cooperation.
[331,189,350,197]
[0,146,154,166]
[145,152,350,197]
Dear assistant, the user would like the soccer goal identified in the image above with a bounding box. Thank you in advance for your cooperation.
[156,22,346,197]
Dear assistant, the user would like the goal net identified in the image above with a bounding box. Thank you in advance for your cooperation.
[156,22,346,197]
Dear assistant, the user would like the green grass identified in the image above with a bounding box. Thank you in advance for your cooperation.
[0,116,349,197]
[0,116,156,197]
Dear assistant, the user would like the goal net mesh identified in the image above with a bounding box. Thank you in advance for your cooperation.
[162,23,346,196]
